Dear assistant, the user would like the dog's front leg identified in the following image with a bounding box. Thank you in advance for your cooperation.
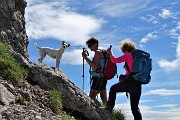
[56,57,61,70]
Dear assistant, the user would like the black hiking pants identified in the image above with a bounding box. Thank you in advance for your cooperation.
[107,81,142,120]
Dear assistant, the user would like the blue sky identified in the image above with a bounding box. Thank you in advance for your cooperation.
[26,0,180,120]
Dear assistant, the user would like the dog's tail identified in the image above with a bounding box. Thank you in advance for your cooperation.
[34,43,41,49]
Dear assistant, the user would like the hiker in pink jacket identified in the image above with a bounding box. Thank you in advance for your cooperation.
[105,40,142,120]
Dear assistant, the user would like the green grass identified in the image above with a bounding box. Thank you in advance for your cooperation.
[16,95,25,104]
[0,42,28,84]
[113,109,125,120]
[49,89,63,114]
[61,114,72,120]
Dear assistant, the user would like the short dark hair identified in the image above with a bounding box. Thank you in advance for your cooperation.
[86,37,99,46]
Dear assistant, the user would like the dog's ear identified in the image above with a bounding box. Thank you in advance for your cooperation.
[62,41,65,45]
[68,44,70,47]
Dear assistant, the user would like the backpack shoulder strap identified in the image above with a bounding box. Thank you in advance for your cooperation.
[124,62,131,75]
[98,49,106,57]
[98,49,109,75]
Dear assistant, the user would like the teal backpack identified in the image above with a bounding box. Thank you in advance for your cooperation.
[125,49,152,84]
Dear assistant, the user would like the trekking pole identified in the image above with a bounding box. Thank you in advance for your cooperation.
[82,48,89,91]
[82,48,85,91]
[89,66,92,90]
[110,45,112,50]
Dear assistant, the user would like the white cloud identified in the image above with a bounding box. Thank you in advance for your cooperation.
[61,49,83,65]
[115,102,180,120]
[151,104,178,108]
[94,0,150,17]
[141,8,177,24]
[158,58,180,71]
[158,22,180,71]
[159,9,173,19]
[140,100,155,103]
[176,22,180,30]
[150,80,180,88]
[61,49,94,65]
[143,108,180,120]
[139,44,145,48]
[143,89,180,96]
[158,36,180,71]
[25,0,104,46]
[140,32,157,44]
[170,22,180,38]
[139,15,159,24]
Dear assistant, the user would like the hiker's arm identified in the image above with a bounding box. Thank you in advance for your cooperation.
[82,51,101,69]
[107,48,127,63]
[110,54,127,63]
[91,51,101,68]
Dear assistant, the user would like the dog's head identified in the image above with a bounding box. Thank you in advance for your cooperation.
[62,41,70,48]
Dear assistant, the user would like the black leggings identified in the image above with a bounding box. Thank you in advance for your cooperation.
[107,81,142,120]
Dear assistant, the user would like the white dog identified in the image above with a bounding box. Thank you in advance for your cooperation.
[34,41,70,70]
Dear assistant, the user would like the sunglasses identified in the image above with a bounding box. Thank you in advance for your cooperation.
[88,44,94,48]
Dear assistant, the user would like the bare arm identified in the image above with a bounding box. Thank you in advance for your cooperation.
[82,51,101,69]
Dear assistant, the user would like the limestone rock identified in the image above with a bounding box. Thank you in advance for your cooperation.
[0,81,63,120]
[0,106,8,115]
[0,0,29,59]
[1,82,15,93]
[0,83,15,105]
[29,63,117,120]
[9,50,118,119]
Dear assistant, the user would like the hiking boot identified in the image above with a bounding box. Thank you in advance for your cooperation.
[94,99,101,106]
[105,105,113,113]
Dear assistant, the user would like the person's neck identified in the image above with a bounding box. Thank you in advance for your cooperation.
[93,47,98,52]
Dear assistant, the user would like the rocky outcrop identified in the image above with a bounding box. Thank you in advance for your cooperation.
[30,63,115,120]
[30,63,100,120]
[29,63,117,120]
[11,50,118,120]
[0,0,28,59]
[0,83,15,105]
[0,78,74,120]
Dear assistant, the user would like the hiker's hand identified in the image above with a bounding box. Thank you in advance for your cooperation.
[82,51,87,58]
[107,48,112,55]
[107,48,113,57]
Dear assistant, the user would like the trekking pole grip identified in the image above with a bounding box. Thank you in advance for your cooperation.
[83,48,85,52]
[83,48,89,56]
[110,45,112,50]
